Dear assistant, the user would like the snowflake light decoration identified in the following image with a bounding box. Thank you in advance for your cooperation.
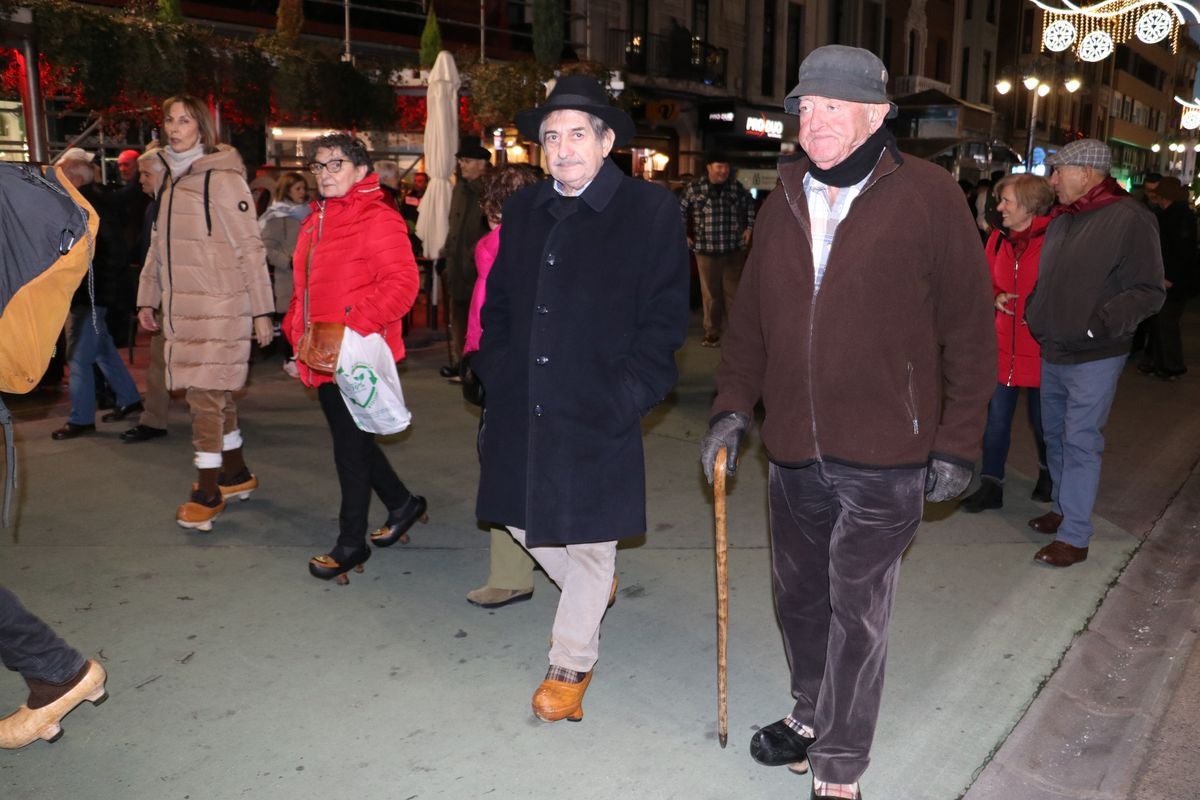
[1032,0,1200,60]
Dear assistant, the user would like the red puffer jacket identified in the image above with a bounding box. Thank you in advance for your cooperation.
[283,174,419,388]
[987,216,1049,387]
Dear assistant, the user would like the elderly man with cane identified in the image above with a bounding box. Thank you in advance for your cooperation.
[701,46,994,799]
[472,75,689,722]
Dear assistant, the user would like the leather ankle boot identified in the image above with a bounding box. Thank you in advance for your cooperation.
[959,478,1002,513]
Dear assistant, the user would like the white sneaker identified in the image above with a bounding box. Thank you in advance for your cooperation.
[282,359,299,378]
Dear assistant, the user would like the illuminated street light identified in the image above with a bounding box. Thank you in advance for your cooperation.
[996,78,1013,95]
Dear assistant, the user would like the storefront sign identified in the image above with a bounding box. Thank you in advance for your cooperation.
[701,103,795,142]
[744,114,784,139]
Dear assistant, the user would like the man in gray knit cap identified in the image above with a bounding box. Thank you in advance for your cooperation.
[702,45,994,799]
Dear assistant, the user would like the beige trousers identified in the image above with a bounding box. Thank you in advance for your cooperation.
[486,528,535,590]
[507,527,617,673]
[695,250,745,339]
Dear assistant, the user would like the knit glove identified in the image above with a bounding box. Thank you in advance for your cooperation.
[925,458,973,502]
[701,412,752,484]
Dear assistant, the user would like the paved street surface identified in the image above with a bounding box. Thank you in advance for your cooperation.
[1,313,1197,800]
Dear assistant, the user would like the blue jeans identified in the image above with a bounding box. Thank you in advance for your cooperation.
[0,585,85,683]
[1040,356,1126,548]
[66,306,141,425]
[981,384,1046,480]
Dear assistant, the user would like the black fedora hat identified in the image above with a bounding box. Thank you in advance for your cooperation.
[515,75,635,147]
[455,136,491,161]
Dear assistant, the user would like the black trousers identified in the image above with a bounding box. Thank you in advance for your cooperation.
[1143,291,1188,375]
[768,460,925,784]
[317,383,411,552]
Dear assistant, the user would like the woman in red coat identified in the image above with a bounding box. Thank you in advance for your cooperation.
[282,134,425,582]
[961,174,1056,512]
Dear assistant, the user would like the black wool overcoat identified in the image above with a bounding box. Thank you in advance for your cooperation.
[473,159,689,546]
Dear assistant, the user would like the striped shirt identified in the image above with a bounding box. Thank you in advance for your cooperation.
[803,171,870,293]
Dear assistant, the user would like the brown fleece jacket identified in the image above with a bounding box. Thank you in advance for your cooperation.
[712,148,996,469]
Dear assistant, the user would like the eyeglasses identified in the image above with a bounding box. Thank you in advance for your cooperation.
[308,159,346,174]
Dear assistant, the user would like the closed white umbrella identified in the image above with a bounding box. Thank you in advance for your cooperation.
[415,50,460,263]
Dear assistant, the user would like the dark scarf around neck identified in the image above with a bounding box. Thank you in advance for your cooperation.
[807,126,900,188]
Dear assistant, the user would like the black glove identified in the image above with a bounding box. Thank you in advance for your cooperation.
[701,411,751,484]
[925,457,973,502]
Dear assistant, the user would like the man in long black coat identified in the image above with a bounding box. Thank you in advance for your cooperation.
[473,76,689,722]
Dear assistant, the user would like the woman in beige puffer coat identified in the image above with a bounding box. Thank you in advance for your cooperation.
[136,94,274,531]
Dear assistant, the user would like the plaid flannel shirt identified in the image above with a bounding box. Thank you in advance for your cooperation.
[679,177,756,255]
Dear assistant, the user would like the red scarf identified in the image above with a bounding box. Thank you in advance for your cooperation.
[1005,215,1049,261]
[1049,176,1127,218]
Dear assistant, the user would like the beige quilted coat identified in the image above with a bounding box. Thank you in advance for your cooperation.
[137,145,274,391]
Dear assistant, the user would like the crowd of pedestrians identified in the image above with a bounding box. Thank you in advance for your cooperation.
[2,48,1185,800]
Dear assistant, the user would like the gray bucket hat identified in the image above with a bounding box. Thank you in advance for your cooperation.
[783,45,898,118]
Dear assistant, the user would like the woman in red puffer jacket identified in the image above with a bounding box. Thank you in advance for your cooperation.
[282,133,425,583]
[960,174,1056,513]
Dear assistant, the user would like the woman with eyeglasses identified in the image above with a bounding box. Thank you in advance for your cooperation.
[282,133,427,584]
[136,94,275,532]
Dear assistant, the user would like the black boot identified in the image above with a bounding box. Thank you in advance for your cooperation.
[1031,468,1053,503]
[959,478,1003,513]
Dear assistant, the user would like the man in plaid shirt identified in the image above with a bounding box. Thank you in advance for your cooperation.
[679,154,755,346]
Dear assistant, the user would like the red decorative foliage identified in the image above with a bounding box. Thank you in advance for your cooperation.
[394,94,476,133]
[0,48,82,106]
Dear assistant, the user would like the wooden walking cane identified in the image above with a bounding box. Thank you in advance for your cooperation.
[714,445,730,748]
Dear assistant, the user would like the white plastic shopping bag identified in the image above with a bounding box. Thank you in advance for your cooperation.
[335,329,412,435]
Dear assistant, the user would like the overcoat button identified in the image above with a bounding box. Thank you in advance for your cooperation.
[536,305,549,314]
[535,356,550,365]
[534,404,544,416]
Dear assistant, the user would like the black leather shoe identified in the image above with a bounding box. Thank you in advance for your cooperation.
[51,422,95,440]
[750,719,814,767]
[121,424,167,443]
[438,365,458,378]
[101,401,144,423]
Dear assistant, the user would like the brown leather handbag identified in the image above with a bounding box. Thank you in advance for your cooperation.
[295,236,344,374]
[296,321,345,374]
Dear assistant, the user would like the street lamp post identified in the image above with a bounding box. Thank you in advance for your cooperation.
[1025,79,1051,168]
[995,69,1082,173]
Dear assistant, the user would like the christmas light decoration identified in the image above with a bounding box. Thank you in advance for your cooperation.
[1033,0,1200,61]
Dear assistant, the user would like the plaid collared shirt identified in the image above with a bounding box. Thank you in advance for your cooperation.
[803,171,871,293]
[679,177,756,255]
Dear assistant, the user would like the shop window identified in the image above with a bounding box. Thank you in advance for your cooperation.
[693,0,709,42]
[960,48,970,101]
[786,3,806,88]
[762,0,777,96]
